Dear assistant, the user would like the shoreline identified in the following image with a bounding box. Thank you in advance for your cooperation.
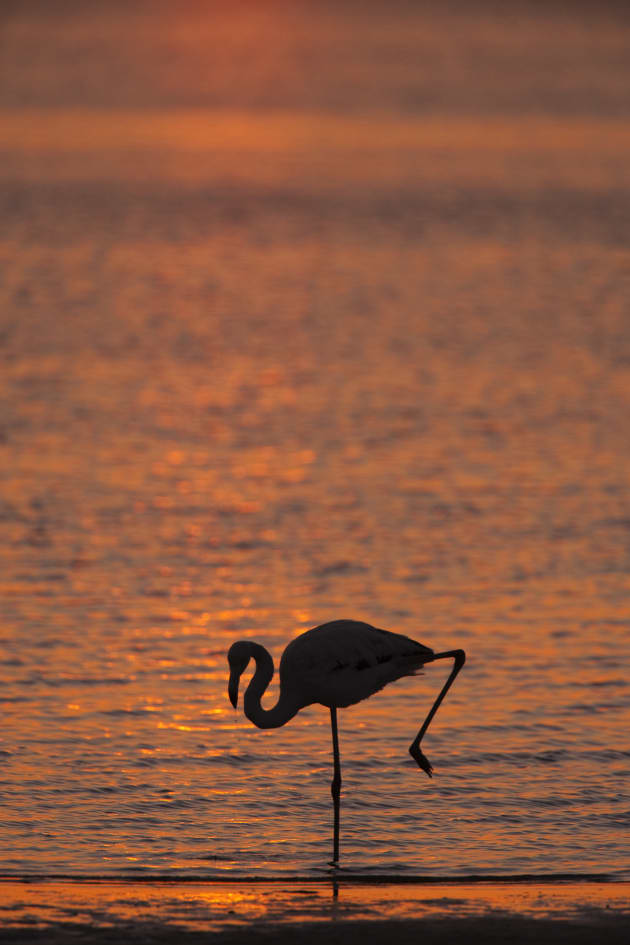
[1,877,629,943]
[1,869,626,883]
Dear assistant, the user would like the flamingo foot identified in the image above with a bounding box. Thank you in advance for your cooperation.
[409,744,433,778]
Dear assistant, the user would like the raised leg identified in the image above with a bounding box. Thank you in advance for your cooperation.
[409,649,466,777]
[329,705,342,866]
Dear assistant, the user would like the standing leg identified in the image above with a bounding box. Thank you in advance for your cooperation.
[409,649,466,776]
[330,706,342,866]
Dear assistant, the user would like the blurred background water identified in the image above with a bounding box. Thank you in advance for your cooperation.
[0,0,629,878]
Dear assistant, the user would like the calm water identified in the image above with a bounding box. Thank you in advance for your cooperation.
[1,1,629,880]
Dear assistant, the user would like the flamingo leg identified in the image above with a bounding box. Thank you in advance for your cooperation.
[409,649,466,777]
[329,706,342,866]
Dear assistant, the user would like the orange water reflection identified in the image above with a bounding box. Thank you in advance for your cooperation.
[0,880,629,932]
[2,109,630,191]
[2,0,630,881]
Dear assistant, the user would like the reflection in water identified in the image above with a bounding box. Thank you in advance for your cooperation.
[1,0,630,881]
[1,878,629,931]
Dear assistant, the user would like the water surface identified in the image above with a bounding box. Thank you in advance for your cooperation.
[0,0,629,879]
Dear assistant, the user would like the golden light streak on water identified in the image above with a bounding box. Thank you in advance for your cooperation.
[0,879,629,932]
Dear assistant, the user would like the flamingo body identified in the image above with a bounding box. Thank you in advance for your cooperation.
[228,620,434,726]
[278,619,434,710]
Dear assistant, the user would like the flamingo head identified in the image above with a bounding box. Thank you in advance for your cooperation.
[227,641,252,709]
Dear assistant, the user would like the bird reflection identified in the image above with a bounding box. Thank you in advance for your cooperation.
[228,619,466,866]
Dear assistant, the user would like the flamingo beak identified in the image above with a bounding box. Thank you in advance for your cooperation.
[228,672,239,709]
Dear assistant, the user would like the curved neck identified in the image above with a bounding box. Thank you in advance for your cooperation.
[243,642,299,730]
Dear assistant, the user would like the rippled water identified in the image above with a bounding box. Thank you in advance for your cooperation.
[1,0,629,879]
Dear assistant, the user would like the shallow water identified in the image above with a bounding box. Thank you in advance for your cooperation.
[1,0,629,880]
[2,878,630,933]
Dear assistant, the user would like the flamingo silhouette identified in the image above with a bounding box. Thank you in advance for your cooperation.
[227,618,465,865]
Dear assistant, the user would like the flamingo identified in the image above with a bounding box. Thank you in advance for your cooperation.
[227,618,465,865]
